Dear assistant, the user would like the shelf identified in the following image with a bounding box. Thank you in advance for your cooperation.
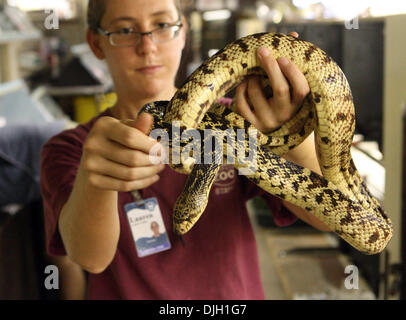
[46,85,111,96]
[0,30,42,44]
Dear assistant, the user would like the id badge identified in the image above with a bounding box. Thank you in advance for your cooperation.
[124,197,171,258]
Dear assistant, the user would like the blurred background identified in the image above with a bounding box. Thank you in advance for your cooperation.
[0,0,405,300]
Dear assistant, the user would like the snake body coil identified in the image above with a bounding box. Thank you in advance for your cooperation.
[141,32,393,255]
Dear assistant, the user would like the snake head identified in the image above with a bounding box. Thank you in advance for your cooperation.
[138,101,169,121]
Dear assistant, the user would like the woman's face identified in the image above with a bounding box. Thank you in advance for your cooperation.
[97,0,186,101]
[151,222,160,233]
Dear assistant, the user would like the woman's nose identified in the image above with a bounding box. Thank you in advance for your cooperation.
[136,33,157,55]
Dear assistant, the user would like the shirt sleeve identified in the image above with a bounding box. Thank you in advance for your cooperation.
[241,176,299,227]
[40,128,85,256]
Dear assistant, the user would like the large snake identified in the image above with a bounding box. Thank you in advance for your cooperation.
[139,32,393,255]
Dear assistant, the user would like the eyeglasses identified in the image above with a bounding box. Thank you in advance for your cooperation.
[97,21,183,47]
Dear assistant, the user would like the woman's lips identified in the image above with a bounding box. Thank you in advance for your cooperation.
[137,66,162,74]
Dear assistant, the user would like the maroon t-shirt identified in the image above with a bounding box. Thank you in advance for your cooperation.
[40,101,298,300]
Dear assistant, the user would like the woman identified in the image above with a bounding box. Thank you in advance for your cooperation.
[41,0,330,299]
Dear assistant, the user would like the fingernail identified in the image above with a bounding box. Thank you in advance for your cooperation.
[258,47,269,59]
[278,57,289,66]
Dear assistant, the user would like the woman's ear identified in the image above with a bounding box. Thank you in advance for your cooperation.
[86,29,105,60]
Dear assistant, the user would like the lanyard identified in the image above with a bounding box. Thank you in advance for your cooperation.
[131,190,143,202]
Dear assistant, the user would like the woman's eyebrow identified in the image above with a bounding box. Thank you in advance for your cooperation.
[108,17,136,26]
[108,11,175,26]
[151,10,173,17]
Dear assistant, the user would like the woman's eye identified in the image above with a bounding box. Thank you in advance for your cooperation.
[157,23,170,29]
[118,27,133,34]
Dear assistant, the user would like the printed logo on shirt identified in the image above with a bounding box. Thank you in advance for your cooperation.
[213,165,237,195]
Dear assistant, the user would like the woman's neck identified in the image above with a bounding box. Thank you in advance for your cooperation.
[110,86,178,120]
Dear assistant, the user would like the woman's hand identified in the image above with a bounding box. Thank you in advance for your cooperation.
[81,113,166,192]
[234,32,332,232]
[235,32,310,134]
[59,114,166,274]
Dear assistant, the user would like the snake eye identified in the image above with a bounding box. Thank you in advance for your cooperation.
[138,103,154,117]
[153,100,170,115]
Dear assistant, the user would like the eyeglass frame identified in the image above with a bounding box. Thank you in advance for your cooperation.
[97,21,184,47]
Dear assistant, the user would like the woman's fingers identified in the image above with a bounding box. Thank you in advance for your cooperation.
[85,136,162,167]
[235,76,284,133]
[84,154,165,182]
[288,31,299,38]
[235,79,258,126]
[246,76,280,131]
[82,115,167,192]
[95,117,166,163]
[276,57,310,107]
[234,42,310,134]
[257,47,291,109]
[102,119,159,154]
[88,173,161,192]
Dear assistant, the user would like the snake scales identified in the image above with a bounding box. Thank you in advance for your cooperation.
[140,32,393,255]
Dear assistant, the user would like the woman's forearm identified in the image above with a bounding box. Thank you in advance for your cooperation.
[280,133,332,231]
[282,133,322,175]
[59,165,120,274]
